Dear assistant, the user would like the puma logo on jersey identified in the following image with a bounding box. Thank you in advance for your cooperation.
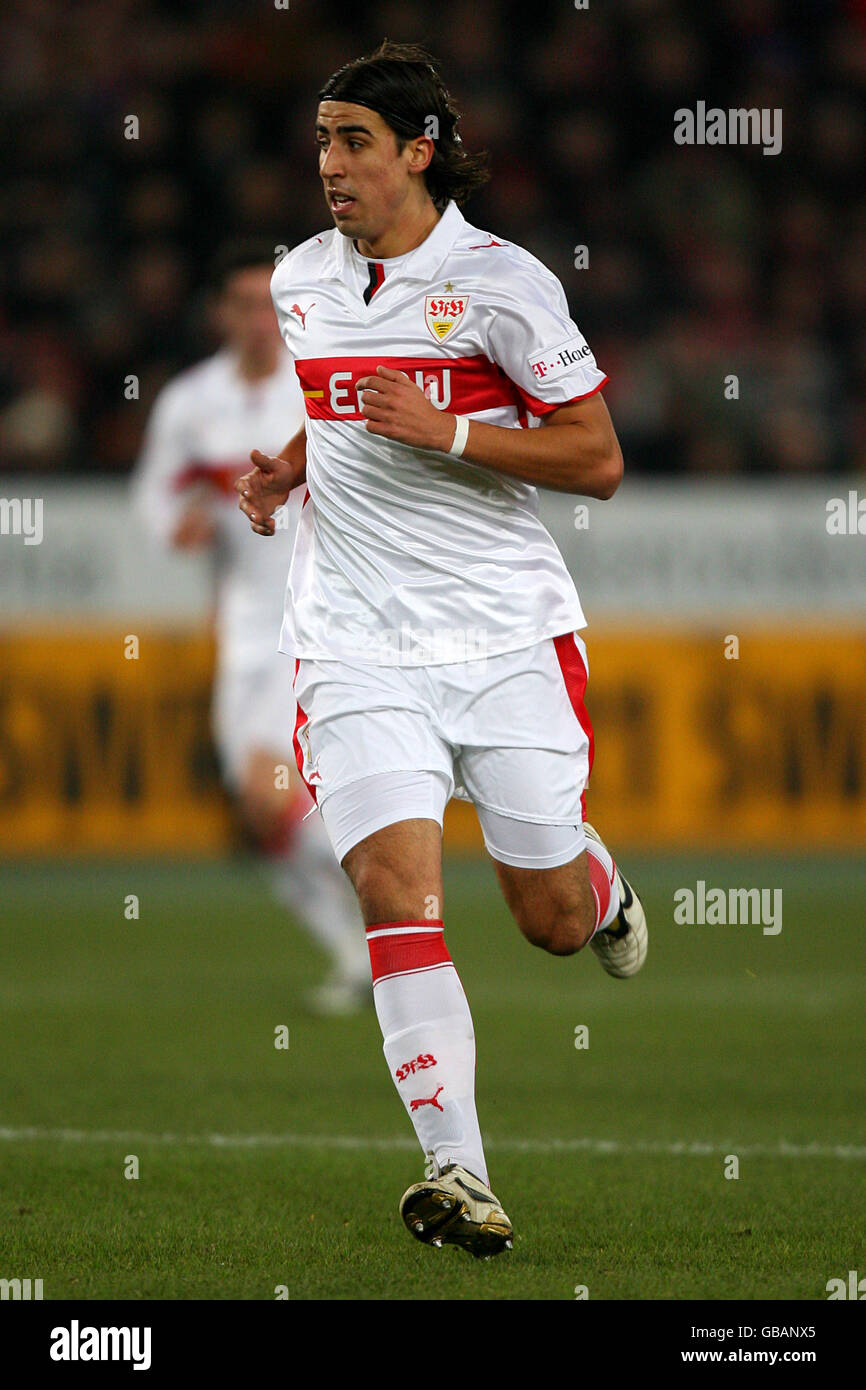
[468,237,506,249]
[410,1085,444,1113]
[290,302,315,329]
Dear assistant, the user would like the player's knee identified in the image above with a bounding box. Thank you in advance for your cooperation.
[342,850,408,923]
[342,831,441,926]
[238,772,287,843]
[496,856,597,956]
[513,899,595,956]
[351,866,432,925]
[239,789,283,843]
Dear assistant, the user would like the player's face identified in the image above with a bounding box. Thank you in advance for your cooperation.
[219,266,280,356]
[316,101,428,242]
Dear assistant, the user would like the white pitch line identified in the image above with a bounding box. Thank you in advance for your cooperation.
[0,1127,863,1160]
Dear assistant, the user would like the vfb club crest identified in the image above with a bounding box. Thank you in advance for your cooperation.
[425,295,469,342]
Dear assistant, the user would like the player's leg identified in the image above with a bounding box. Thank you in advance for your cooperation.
[326,799,511,1257]
[239,748,369,1011]
[236,745,308,845]
[454,632,647,976]
[340,812,443,924]
[322,784,489,1184]
[295,656,511,1255]
[483,811,646,976]
[486,833,599,955]
[212,660,368,1011]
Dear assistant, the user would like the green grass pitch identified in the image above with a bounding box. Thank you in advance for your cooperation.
[0,853,863,1300]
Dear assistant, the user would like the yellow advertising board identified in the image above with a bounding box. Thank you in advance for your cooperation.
[0,627,863,855]
[0,629,231,854]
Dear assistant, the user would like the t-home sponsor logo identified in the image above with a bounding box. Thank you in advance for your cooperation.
[674,881,782,935]
[0,1276,43,1299]
[0,496,43,545]
[50,1320,152,1371]
[674,102,782,156]
[529,335,593,383]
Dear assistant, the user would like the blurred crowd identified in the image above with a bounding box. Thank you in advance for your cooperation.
[1,0,864,476]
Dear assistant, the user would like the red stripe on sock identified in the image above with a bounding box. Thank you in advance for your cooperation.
[585,844,614,930]
[366,920,451,985]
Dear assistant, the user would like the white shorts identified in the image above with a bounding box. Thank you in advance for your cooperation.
[292,633,595,867]
[212,650,298,790]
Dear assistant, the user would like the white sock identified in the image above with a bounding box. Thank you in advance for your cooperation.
[367,920,489,1185]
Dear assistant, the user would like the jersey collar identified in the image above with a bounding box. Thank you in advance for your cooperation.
[321,199,466,285]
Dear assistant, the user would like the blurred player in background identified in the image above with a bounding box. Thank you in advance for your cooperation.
[132,241,369,1015]
[237,44,648,1258]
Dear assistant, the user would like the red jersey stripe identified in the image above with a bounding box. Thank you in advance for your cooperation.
[296,354,523,420]
[173,461,246,497]
[514,374,610,416]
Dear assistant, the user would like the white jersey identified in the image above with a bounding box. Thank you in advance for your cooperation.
[271,198,607,666]
[132,347,306,667]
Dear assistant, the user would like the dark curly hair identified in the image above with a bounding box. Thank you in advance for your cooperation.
[317,40,491,211]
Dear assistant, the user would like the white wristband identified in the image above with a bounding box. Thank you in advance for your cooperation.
[448,415,470,458]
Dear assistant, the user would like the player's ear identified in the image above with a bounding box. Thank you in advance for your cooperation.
[408,135,435,176]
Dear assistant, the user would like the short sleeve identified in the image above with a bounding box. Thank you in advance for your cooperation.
[270,251,306,358]
[486,260,608,417]
[270,261,294,352]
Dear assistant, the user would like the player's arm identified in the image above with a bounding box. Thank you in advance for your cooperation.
[131,385,218,550]
[235,424,307,536]
[463,390,622,498]
[360,261,624,497]
[356,368,622,499]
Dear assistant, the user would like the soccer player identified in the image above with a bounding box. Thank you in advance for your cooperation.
[133,241,369,1015]
[237,43,648,1258]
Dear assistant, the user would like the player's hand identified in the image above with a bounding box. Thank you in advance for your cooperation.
[356,366,457,452]
[236,449,299,536]
[172,503,217,550]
